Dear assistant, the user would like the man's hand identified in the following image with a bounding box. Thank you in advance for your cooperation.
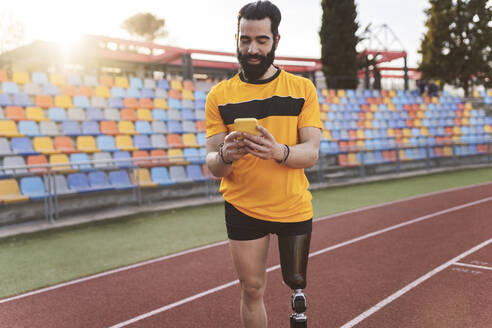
[221,131,249,163]
[241,125,284,162]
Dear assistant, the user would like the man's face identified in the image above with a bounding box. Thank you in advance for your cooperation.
[236,17,278,81]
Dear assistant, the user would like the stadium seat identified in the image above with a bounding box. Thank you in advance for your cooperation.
[111,87,126,98]
[150,149,170,166]
[33,136,59,154]
[157,79,170,90]
[109,170,134,189]
[103,108,121,121]
[139,97,153,108]
[54,95,73,108]
[167,148,186,164]
[115,76,129,89]
[151,134,168,149]
[42,83,60,96]
[11,137,37,155]
[100,121,119,135]
[82,121,100,135]
[121,109,137,122]
[99,76,114,88]
[155,89,168,99]
[20,176,48,199]
[0,70,7,82]
[52,136,75,153]
[48,107,68,121]
[75,85,93,97]
[169,165,192,183]
[68,173,92,192]
[49,74,66,86]
[182,121,197,133]
[132,150,152,167]
[25,107,47,122]
[88,171,113,191]
[86,108,104,121]
[3,156,28,174]
[73,96,91,108]
[26,154,48,173]
[71,153,92,170]
[116,135,136,151]
[132,168,157,187]
[130,77,143,89]
[108,97,124,108]
[95,86,111,98]
[0,179,29,203]
[44,174,75,195]
[18,121,41,137]
[151,167,174,185]
[114,151,132,167]
[126,88,141,99]
[67,74,83,86]
[123,97,138,109]
[62,121,82,136]
[170,80,183,91]
[0,93,12,106]
[153,98,168,109]
[76,136,99,152]
[68,108,86,121]
[135,121,152,135]
[13,93,31,107]
[2,82,19,94]
[183,148,202,163]
[6,106,26,121]
[134,135,152,150]
[96,135,116,152]
[167,134,184,148]
[143,78,156,89]
[0,138,12,156]
[137,109,153,121]
[49,154,71,171]
[35,95,53,109]
[61,85,76,97]
[92,152,112,168]
[183,133,200,147]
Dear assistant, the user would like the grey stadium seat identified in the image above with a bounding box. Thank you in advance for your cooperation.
[40,121,61,136]
[151,121,167,134]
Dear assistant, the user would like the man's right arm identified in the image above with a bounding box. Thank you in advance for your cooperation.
[206,131,248,178]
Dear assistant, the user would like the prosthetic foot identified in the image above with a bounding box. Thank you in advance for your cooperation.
[278,233,311,328]
[290,289,307,328]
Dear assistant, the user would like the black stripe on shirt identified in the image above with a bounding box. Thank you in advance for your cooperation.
[219,96,305,125]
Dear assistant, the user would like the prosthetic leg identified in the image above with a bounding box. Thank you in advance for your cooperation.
[278,232,311,328]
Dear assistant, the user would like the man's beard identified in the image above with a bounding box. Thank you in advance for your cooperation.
[236,45,276,81]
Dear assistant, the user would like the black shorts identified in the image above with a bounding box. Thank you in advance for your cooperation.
[225,201,312,241]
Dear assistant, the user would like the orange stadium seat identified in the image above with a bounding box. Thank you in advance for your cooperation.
[100,121,119,135]
[150,149,170,166]
[0,70,7,82]
[35,95,53,108]
[61,85,76,97]
[123,98,138,109]
[168,89,181,100]
[132,150,152,167]
[138,98,153,109]
[54,136,77,153]
[27,155,49,173]
[99,75,114,88]
[5,106,26,121]
[75,85,93,97]
[167,134,184,148]
[121,109,137,121]
[195,121,206,132]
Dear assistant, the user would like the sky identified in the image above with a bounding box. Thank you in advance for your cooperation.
[1,0,430,68]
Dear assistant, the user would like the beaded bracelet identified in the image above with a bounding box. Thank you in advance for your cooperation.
[275,144,290,165]
[217,142,232,165]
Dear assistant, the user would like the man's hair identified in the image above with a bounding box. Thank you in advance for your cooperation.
[237,1,281,38]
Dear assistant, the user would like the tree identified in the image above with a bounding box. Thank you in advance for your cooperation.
[419,0,491,96]
[121,13,168,43]
[319,0,360,89]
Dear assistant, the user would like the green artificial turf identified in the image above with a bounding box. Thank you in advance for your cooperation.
[0,167,491,298]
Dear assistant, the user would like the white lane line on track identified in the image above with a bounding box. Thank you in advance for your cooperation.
[453,262,492,271]
[108,197,492,328]
[340,238,492,328]
[1,182,490,305]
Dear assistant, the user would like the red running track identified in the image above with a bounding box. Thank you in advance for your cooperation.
[1,182,491,328]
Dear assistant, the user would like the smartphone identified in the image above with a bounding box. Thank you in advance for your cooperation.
[234,118,259,138]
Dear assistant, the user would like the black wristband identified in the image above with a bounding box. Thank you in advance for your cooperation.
[218,142,232,165]
[275,144,290,164]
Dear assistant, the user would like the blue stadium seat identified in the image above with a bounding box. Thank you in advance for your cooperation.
[20,176,48,199]
[67,173,92,192]
[126,88,140,98]
[151,167,175,186]
[71,153,92,170]
[135,121,152,134]
[109,170,134,189]
[130,77,143,89]
[11,137,38,155]
[67,74,82,86]
[2,82,19,94]
[114,151,132,167]
[18,121,41,137]
[134,135,153,150]
[110,87,126,98]
[73,96,91,108]
[107,97,124,108]
[141,88,154,99]
[32,72,49,85]
[152,109,167,121]
[183,148,201,164]
[0,93,12,106]
[42,83,60,96]
[168,121,184,134]
[82,121,100,135]
[62,121,81,136]
[48,107,67,121]
[88,171,113,191]
[195,99,206,110]
[168,98,182,110]
[194,91,206,100]
[96,136,117,152]
[157,79,170,90]
[187,164,208,182]
[13,93,31,106]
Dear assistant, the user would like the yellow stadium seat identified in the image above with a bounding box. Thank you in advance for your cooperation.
[133,168,157,187]
[95,86,111,98]
[118,121,137,135]
[115,135,136,151]
[322,130,331,140]
[387,128,395,137]
[453,126,461,135]
[402,137,410,145]
[320,89,328,96]
[347,153,359,165]
[452,135,460,143]
[54,95,73,108]
[356,130,365,139]
[0,120,23,137]
[50,74,66,86]
[403,128,412,137]
[33,137,59,154]
[137,109,153,121]
[13,72,30,85]
[399,149,407,161]
[356,140,364,148]
[167,148,186,164]
[319,112,327,120]
[472,90,480,98]
[337,89,346,97]
[321,104,330,112]
[443,147,453,156]
[431,96,439,104]
[50,154,71,171]
[331,96,340,104]
[462,118,470,125]
[414,119,422,127]
[420,103,428,110]
[115,76,129,88]
[182,89,195,100]
[389,90,396,97]
[0,179,29,203]
[420,128,429,136]
[153,98,168,109]
[488,90,492,97]
[182,133,200,148]
[484,125,491,133]
[364,120,372,129]
[465,102,472,110]
[76,136,99,153]
[26,107,48,121]
[383,97,391,104]
[463,109,471,117]
[417,111,425,119]
[365,112,374,120]
[388,103,396,111]
[170,80,183,91]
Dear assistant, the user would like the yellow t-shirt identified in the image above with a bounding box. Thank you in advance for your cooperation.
[205,69,322,222]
